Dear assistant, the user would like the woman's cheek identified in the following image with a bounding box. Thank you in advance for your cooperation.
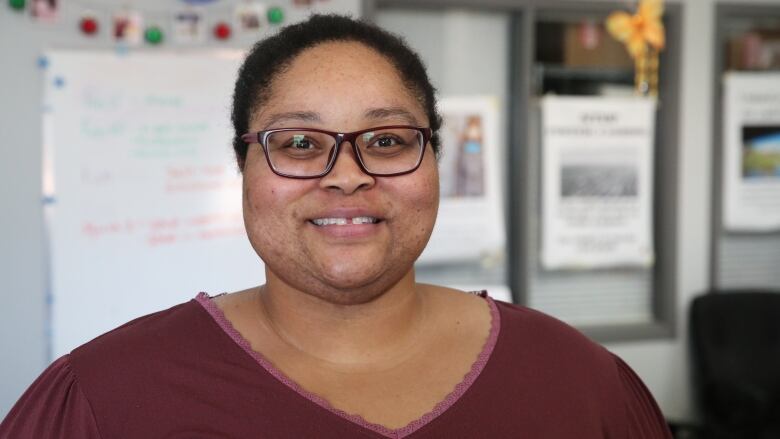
[419,165,440,209]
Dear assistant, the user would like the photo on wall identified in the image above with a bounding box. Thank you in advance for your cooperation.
[173,8,205,43]
[722,73,780,230]
[234,2,266,32]
[418,96,505,265]
[31,0,58,21]
[113,10,143,45]
[439,112,486,198]
[561,165,638,198]
[742,126,780,179]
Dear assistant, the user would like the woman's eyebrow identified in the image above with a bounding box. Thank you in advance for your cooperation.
[262,111,321,129]
[363,107,420,126]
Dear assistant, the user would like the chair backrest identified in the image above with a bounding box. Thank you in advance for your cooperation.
[689,290,780,435]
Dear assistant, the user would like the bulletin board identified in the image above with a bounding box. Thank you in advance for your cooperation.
[43,51,265,358]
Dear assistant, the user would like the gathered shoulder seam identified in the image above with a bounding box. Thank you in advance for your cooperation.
[62,354,105,439]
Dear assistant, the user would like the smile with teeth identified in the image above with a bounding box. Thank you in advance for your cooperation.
[311,216,380,226]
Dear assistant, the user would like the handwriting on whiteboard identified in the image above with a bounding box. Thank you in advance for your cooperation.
[81,211,245,247]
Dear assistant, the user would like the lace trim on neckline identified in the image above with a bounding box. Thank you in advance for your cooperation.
[194,290,501,439]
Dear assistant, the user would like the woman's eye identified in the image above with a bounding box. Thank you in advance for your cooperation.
[374,136,399,147]
[290,136,314,149]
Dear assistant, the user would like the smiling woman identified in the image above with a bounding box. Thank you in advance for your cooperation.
[1,14,671,439]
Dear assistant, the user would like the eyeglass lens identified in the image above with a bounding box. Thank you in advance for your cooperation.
[264,128,424,177]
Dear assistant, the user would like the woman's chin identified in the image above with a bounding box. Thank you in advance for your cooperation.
[311,263,405,303]
[318,262,384,290]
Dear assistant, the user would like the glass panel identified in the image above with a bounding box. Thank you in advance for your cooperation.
[535,17,635,96]
[722,16,780,71]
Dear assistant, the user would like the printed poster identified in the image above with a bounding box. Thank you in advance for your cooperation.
[173,7,206,43]
[31,0,58,21]
[113,10,143,46]
[723,72,780,231]
[234,1,266,33]
[419,96,506,264]
[541,96,655,269]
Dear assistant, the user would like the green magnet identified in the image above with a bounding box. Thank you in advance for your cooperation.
[144,26,164,45]
[267,7,284,24]
[9,0,25,11]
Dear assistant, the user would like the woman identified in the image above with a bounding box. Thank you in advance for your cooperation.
[1,15,672,438]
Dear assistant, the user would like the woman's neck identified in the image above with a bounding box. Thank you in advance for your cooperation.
[256,269,430,371]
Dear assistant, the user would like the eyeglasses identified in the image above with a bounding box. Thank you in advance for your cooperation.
[241,125,432,179]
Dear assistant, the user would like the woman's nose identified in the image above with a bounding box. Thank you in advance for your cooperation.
[318,142,375,194]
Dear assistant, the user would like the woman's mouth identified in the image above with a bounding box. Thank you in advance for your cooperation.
[309,216,381,226]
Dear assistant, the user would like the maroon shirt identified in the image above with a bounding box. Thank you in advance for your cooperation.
[1,293,672,438]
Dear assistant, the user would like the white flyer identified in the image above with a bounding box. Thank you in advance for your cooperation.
[419,96,506,264]
[722,72,780,231]
[541,96,656,269]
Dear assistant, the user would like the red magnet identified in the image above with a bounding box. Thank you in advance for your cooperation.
[80,16,99,35]
[214,22,231,40]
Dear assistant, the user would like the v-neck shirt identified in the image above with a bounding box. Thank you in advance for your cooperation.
[1,292,672,438]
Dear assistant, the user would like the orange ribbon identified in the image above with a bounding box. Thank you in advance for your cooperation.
[606,0,665,61]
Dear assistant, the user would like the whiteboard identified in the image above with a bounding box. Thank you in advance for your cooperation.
[43,51,264,358]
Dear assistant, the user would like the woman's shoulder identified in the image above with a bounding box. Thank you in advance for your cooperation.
[420,285,604,361]
[41,294,247,436]
[0,296,223,437]
[487,295,600,349]
[70,295,208,365]
[426,286,606,358]
[482,295,671,438]
[489,298,625,387]
[0,355,102,438]
[65,293,236,400]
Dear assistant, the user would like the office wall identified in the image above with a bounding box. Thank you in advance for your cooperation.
[1,0,776,422]
[2,4,53,418]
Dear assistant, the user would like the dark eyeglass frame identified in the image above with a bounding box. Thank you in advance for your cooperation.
[241,125,433,179]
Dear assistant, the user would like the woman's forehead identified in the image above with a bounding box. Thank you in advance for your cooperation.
[259,107,422,129]
[284,43,411,91]
[255,42,426,128]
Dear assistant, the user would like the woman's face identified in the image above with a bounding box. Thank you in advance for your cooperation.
[242,41,439,305]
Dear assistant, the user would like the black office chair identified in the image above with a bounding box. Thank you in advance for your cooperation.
[689,290,780,439]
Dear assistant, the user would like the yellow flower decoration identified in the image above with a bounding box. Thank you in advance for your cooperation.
[606,0,665,60]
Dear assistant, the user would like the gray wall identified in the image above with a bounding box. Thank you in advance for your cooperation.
[2,5,52,418]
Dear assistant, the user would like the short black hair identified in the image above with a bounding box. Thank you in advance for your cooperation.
[231,14,442,171]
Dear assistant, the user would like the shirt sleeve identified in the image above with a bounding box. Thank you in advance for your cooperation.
[612,354,673,439]
[0,355,102,439]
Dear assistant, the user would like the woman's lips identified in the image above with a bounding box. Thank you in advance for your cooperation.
[307,217,384,239]
[310,216,379,226]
